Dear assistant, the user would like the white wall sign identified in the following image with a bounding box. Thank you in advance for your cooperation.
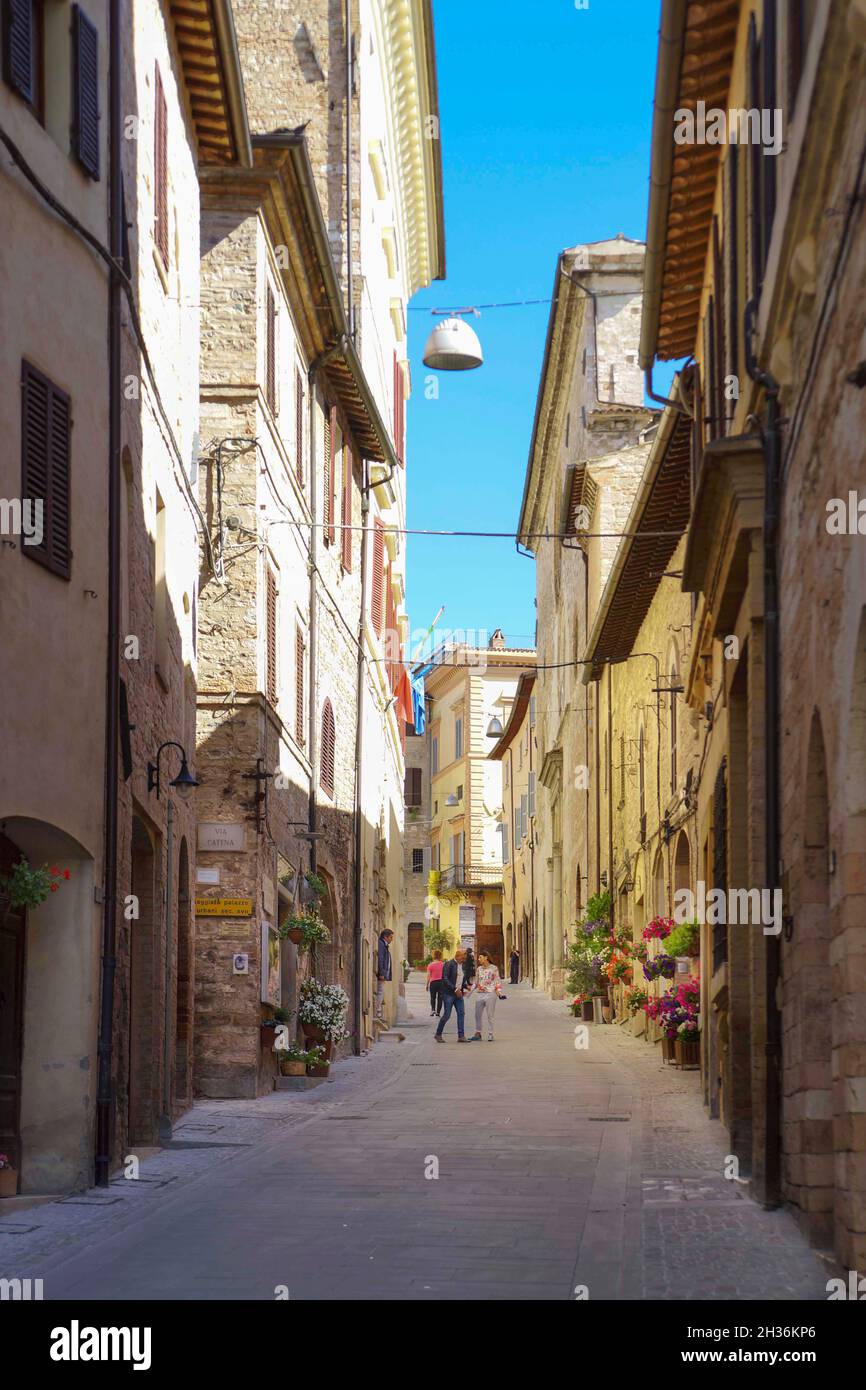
[459,904,476,949]
[262,878,275,916]
[232,953,249,975]
[198,822,245,852]
[196,866,220,885]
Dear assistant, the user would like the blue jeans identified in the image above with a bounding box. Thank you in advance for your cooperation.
[435,992,465,1037]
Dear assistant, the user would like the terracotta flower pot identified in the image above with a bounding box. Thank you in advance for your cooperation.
[306,1059,330,1078]
[0,1168,19,1198]
[301,1021,327,1043]
[286,928,303,946]
[280,1060,307,1077]
[675,1038,700,1068]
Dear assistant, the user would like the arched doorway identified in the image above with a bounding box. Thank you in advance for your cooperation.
[674,830,690,899]
[129,815,158,1146]
[174,837,191,1108]
[652,849,666,918]
[786,710,832,1248]
[0,831,26,1177]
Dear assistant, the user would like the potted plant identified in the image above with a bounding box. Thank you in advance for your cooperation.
[0,1153,18,1198]
[297,979,349,1050]
[0,859,71,914]
[642,915,674,941]
[305,1043,329,1078]
[624,986,649,1015]
[643,952,677,982]
[664,919,701,962]
[674,1018,701,1068]
[260,1005,291,1049]
[278,1043,315,1077]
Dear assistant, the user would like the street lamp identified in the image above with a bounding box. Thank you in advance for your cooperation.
[486,716,504,738]
[445,792,461,807]
[147,741,199,800]
[422,313,484,371]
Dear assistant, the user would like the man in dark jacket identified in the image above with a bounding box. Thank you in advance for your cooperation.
[375,929,394,1020]
[434,949,469,1043]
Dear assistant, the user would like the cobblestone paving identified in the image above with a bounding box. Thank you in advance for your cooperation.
[0,981,829,1301]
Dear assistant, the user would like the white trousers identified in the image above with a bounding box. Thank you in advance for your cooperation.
[474,992,497,1035]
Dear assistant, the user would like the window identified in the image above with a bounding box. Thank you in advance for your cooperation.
[371,517,384,636]
[431,734,439,775]
[404,766,422,807]
[2,0,42,116]
[294,368,304,484]
[520,793,528,839]
[71,5,99,178]
[393,353,405,464]
[153,63,168,269]
[341,445,353,571]
[265,284,277,415]
[456,784,463,802]
[501,822,510,864]
[295,625,305,746]
[639,724,646,835]
[514,802,521,846]
[320,699,335,798]
[265,566,277,706]
[670,663,678,794]
[323,406,337,543]
[20,360,71,578]
[412,848,424,874]
[454,716,463,760]
[155,490,168,683]
[528,770,536,819]
[450,831,464,871]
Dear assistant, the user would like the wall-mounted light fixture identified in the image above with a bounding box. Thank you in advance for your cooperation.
[147,741,199,800]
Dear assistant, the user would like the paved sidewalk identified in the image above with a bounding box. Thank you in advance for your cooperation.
[0,978,829,1301]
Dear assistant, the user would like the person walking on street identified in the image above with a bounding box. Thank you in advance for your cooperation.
[509,947,520,985]
[467,949,504,1041]
[434,949,469,1043]
[375,929,394,1020]
[462,947,476,990]
[426,949,444,1017]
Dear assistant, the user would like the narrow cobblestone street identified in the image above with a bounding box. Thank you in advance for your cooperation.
[0,979,828,1302]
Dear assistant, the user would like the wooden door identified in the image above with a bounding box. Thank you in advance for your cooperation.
[0,834,25,1173]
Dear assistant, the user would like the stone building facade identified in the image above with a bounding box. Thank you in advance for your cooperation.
[488,674,537,983]
[517,237,656,997]
[0,0,249,1188]
[401,697,432,967]
[639,0,866,1268]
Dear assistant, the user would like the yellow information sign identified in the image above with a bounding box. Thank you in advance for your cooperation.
[195,897,254,918]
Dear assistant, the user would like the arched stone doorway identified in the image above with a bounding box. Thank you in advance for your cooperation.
[129,815,159,1146]
[674,830,690,898]
[174,837,191,1108]
[785,710,833,1249]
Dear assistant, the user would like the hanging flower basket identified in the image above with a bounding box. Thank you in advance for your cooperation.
[285,927,303,946]
[0,859,72,911]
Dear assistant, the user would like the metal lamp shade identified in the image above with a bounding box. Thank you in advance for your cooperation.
[486,716,504,738]
[422,316,483,371]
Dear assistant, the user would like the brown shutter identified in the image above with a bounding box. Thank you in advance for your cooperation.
[320,699,335,798]
[747,15,762,301]
[393,354,404,465]
[2,0,36,105]
[712,215,725,435]
[371,518,384,637]
[72,5,99,179]
[760,0,778,280]
[322,407,332,541]
[21,361,71,579]
[265,284,276,415]
[294,367,304,485]
[265,566,277,705]
[295,625,305,746]
[341,445,353,571]
[328,406,337,543]
[724,148,738,428]
[154,64,168,269]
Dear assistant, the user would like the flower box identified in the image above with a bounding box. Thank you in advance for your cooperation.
[661,1035,676,1063]
[280,1059,307,1077]
[0,1168,18,1198]
[675,1038,700,1069]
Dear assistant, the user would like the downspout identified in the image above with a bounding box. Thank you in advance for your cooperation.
[583,552,590,898]
[352,463,371,1052]
[744,297,782,1207]
[594,676,601,895]
[307,364,321,880]
[607,665,614,939]
[345,0,354,341]
[95,0,122,1189]
[508,744,516,962]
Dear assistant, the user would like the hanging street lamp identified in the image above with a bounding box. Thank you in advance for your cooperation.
[422,311,484,371]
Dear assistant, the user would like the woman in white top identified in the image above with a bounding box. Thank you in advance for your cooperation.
[468,950,503,1041]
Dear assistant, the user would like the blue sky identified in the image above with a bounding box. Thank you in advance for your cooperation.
[406,0,675,656]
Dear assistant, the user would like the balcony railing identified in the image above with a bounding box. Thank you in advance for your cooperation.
[439,863,503,891]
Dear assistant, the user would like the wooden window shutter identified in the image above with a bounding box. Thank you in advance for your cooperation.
[747,15,762,301]
[2,0,36,105]
[294,625,305,746]
[265,284,277,415]
[328,407,337,543]
[265,566,277,706]
[72,5,99,179]
[712,759,729,971]
[724,148,738,427]
[371,517,384,637]
[322,407,332,541]
[294,367,304,485]
[154,64,168,269]
[21,360,71,579]
[320,698,335,798]
[760,0,778,280]
[712,216,725,435]
[341,446,353,571]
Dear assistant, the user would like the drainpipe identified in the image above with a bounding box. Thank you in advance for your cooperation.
[159,799,174,1141]
[345,0,354,341]
[583,551,590,898]
[594,676,601,895]
[352,464,371,1052]
[744,297,782,1208]
[95,0,123,1189]
[607,665,614,936]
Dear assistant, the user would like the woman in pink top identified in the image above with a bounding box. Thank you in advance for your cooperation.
[426,949,445,1017]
